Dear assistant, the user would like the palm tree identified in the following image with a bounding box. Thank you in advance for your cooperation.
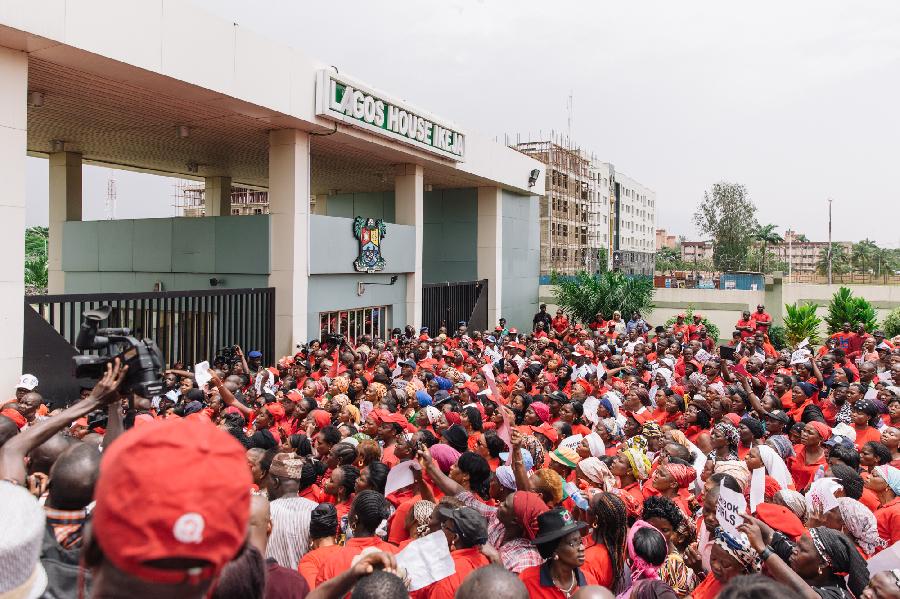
[817,244,849,276]
[752,223,783,272]
[851,239,879,274]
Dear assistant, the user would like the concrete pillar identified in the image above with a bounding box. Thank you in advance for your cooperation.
[394,164,423,329]
[204,176,232,216]
[312,194,329,216]
[267,130,310,356]
[477,186,503,328]
[48,151,82,294]
[0,48,27,389]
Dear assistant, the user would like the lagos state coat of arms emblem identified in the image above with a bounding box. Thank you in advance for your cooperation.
[352,216,387,273]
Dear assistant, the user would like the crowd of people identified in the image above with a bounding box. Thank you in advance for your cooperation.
[3,301,900,599]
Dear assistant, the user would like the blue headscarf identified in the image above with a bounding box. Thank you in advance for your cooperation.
[416,390,433,407]
[433,376,453,391]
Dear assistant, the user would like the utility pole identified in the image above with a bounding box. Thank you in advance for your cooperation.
[827,198,833,285]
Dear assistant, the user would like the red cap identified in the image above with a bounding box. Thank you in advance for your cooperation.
[509,328,518,334]
[531,422,559,444]
[755,503,805,539]
[0,408,25,429]
[286,390,303,403]
[624,410,653,425]
[379,411,409,427]
[724,413,741,427]
[92,418,251,584]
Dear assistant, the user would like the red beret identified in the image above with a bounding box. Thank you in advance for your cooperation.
[755,503,805,539]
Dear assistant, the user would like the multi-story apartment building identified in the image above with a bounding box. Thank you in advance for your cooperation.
[656,228,677,250]
[513,137,654,276]
[681,240,714,264]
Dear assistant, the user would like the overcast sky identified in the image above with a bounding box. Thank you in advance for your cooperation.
[25,0,900,247]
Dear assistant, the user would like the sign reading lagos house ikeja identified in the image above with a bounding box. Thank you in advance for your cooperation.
[315,70,465,161]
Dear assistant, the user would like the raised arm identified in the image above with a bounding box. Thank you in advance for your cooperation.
[210,370,252,418]
[0,359,127,485]
[417,447,465,497]
[509,428,532,493]
[739,516,819,599]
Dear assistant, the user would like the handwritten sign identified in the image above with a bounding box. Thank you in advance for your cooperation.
[716,482,746,540]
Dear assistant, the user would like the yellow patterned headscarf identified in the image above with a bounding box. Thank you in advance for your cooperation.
[622,447,652,481]
[370,382,387,401]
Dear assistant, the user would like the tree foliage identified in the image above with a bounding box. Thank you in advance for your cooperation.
[816,245,851,276]
[783,302,822,345]
[693,182,758,272]
[24,226,48,294]
[550,271,654,324]
[752,223,783,273]
[883,307,900,338]
[825,287,877,334]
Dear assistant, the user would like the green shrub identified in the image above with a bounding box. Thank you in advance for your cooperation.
[825,287,877,334]
[550,271,654,324]
[767,324,787,350]
[783,302,822,346]
[883,307,900,338]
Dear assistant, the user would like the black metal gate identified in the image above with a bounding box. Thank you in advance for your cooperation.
[25,287,276,367]
[422,279,488,334]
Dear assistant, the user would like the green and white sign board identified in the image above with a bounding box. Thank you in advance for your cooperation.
[315,70,465,162]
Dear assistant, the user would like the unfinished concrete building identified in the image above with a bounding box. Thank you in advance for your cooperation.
[512,136,605,276]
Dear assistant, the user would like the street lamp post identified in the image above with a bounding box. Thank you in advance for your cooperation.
[827,199,833,285]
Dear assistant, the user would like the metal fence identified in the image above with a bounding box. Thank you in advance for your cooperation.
[422,280,488,334]
[786,272,900,285]
[25,287,275,367]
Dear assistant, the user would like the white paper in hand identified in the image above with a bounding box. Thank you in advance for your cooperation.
[194,361,212,388]
[749,467,766,513]
[395,530,455,591]
[716,482,746,540]
[384,460,417,497]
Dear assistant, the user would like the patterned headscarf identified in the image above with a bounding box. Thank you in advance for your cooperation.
[713,460,751,491]
[627,434,649,454]
[369,382,388,402]
[834,497,886,556]
[601,417,624,441]
[424,406,443,425]
[411,500,436,538]
[521,434,546,469]
[642,422,664,439]
[495,465,517,491]
[331,393,350,410]
[876,465,900,496]
[776,489,808,521]
[622,447,652,481]
[344,404,361,425]
[766,435,795,460]
[714,529,761,573]
[714,421,740,449]
[664,464,696,488]
[578,457,617,491]
[333,376,350,394]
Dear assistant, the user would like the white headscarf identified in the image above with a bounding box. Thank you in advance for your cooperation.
[585,431,606,457]
[757,444,791,491]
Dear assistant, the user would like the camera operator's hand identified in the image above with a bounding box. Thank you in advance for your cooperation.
[89,358,128,405]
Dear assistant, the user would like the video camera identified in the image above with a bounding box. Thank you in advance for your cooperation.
[215,344,241,367]
[73,305,164,398]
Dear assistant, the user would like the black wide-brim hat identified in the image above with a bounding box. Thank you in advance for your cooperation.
[531,508,589,545]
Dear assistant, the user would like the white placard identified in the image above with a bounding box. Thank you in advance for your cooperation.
[867,541,900,575]
[749,467,766,513]
[395,530,455,590]
[716,482,747,540]
[194,361,211,389]
[384,460,417,497]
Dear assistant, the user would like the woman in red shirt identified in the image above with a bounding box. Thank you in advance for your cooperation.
[322,464,359,523]
[787,421,829,491]
[851,399,885,450]
[582,492,627,591]
[518,508,595,599]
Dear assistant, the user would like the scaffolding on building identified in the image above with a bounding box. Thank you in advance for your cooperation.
[508,132,604,276]
[173,180,270,217]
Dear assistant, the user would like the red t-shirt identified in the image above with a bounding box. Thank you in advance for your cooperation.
[519,563,597,599]
[751,312,772,331]
[298,544,341,589]
[582,542,614,589]
[419,548,490,599]
[876,497,900,545]
[787,447,826,491]
[315,537,398,586]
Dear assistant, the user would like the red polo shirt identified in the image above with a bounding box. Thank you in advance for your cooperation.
[519,562,596,599]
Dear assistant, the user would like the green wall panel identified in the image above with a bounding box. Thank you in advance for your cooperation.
[132,219,173,272]
[326,192,396,222]
[214,215,269,273]
[422,188,477,284]
[172,218,215,273]
[61,221,99,271]
[97,220,134,271]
